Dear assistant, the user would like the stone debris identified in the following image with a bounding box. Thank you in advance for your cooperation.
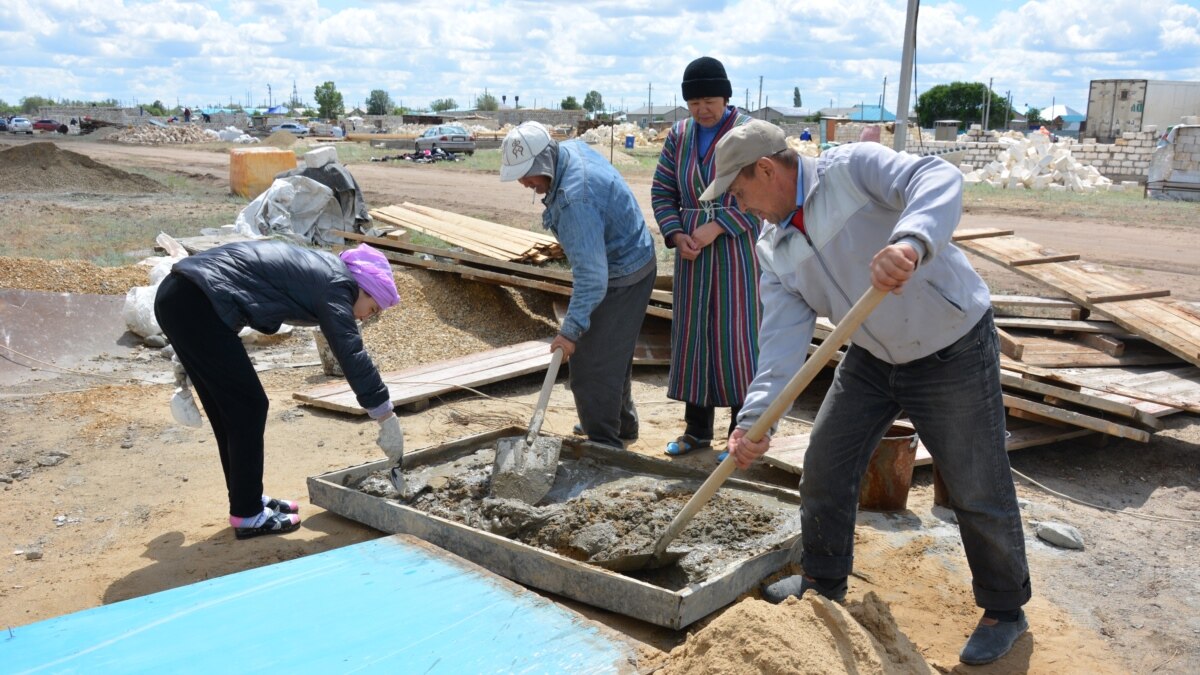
[113,124,221,145]
[963,130,1115,192]
[578,122,659,148]
[1036,521,1086,549]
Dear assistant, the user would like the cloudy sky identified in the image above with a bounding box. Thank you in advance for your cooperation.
[2,0,1198,116]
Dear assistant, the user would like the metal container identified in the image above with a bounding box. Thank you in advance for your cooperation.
[309,427,802,629]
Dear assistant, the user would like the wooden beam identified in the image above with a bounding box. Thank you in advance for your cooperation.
[996,327,1024,360]
[1002,394,1151,442]
[1000,373,1162,430]
[953,228,1015,240]
[1010,253,1081,267]
[1085,289,1171,303]
[1077,333,1126,357]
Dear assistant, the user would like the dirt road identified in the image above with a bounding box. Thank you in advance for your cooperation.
[2,135,1198,672]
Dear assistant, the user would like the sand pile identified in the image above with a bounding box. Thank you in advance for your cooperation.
[263,131,302,149]
[654,594,932,674]
[0,257,150,295]
[0,142,163,194]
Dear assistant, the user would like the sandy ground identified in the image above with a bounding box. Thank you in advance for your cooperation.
[2,135,1199,673]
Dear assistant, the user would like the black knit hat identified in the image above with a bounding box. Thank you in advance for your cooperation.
[681,56,732,101]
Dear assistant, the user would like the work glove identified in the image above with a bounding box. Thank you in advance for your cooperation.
[376,414,405,464]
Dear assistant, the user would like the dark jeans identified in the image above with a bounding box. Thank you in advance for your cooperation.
[684,402,742,441]
[798,310,1031,611]
[571,264,656,448]
[154,273,269,518]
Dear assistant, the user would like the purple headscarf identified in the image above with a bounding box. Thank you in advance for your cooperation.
[338,244,400,309]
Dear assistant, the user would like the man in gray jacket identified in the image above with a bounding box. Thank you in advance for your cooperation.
[704,121,1031,666]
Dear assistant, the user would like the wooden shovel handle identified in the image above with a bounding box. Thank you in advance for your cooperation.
[525,347,564,442]
[651,286,889,557]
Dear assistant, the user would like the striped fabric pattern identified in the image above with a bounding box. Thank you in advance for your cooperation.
[651,108,762,407]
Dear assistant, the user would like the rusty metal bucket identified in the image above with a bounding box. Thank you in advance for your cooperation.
[858,424,919,512]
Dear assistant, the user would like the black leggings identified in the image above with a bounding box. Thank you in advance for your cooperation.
[155,273,269,517]
[684,402,742,442]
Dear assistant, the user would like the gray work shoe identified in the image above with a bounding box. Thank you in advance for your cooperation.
[761,574,848,603]
[959,611,1029,665]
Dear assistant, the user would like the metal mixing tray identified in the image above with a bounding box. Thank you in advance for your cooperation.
[309,427,801,629]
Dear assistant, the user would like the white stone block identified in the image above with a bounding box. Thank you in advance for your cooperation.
[1048,183,1068,192]
[304,146,339,169]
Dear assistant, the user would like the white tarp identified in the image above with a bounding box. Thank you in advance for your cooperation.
[233,175,345,247]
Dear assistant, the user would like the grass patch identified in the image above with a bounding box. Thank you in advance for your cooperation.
[963,183,1198,229]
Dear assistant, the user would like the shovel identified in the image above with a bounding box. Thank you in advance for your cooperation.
[491,347,565,504]
[593,286,888,572]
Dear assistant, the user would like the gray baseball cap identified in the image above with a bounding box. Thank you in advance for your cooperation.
[699,120,788,201]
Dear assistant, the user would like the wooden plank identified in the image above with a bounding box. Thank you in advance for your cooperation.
[1011,253,1081,266]
[1085,289,1172,303]
[295,340,556,414]
[990,294,1084,320]
[336,230,676,311]
[958,232,1200,367]
[995,327,1024,359]
[1002,394,1151,442]
[1000,373,1161,430]
[952,228,1015,240]
[1076,333,1126,356]
[993,317,1129,335]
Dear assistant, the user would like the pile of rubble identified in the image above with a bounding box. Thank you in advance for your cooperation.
[578,123,659,148]
[113,124,220,145]
[963,131,1127,192]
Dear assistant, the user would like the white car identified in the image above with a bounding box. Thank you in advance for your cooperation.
[269,122,309,136]
[8,117,33,134]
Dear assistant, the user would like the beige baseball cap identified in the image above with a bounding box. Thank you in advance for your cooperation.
[699,120,788,201]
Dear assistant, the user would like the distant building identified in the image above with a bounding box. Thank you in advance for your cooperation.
[750,106,809,123]
[627,105,690,127]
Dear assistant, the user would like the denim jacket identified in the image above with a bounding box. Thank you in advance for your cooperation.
[541,140,655,341]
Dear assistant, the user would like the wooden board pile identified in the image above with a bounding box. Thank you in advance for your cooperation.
[370,203,564,264]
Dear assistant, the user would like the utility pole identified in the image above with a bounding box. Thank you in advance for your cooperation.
[881,75,887,120]
[268,84,272,109]
[893,0,918,149]
[757,76,763,111]
[984,77,993,130]
[647,82,652,127]
[746,88,750,111]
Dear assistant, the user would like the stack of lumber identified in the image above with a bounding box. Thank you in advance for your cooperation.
[333,229,675,320]
[370,202,563,264]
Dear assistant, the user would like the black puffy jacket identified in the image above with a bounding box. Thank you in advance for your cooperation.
[171,240,389,413]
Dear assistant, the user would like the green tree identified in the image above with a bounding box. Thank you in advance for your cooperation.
[561,95,580,110]
[583,90,603,113]
[1026,107,1043,126]
[20,95,54,114]
[366,89,393,115]
[145,100,168,116]
[313,81,345,120]
[430,98,457,113]
[914,81,1007,129]
[476,92,498,111]
[793,87,802,108]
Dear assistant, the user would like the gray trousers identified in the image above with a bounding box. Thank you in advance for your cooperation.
[570,264,656,448]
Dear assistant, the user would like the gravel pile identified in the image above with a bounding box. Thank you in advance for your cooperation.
[0,256,557,370]
[0,142,163,194]
[0,257,150,295]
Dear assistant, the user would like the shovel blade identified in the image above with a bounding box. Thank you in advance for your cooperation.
[590,550,685,573]
[490,434,562,504]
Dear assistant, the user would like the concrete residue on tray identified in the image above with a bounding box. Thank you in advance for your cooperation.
[354,447,801,587]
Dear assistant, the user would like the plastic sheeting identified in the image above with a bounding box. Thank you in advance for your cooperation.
[233,175,346,247]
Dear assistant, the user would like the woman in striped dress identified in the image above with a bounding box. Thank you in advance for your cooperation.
[651,56,761,458]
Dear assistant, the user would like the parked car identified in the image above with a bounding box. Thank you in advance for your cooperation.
[32,119,63,132]
[414,124,475,155]
[269,122,309,136]
[8,117,33,134]
[0,118,8,132]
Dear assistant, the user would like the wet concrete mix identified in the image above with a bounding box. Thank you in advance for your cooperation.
[354,446,802,589]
